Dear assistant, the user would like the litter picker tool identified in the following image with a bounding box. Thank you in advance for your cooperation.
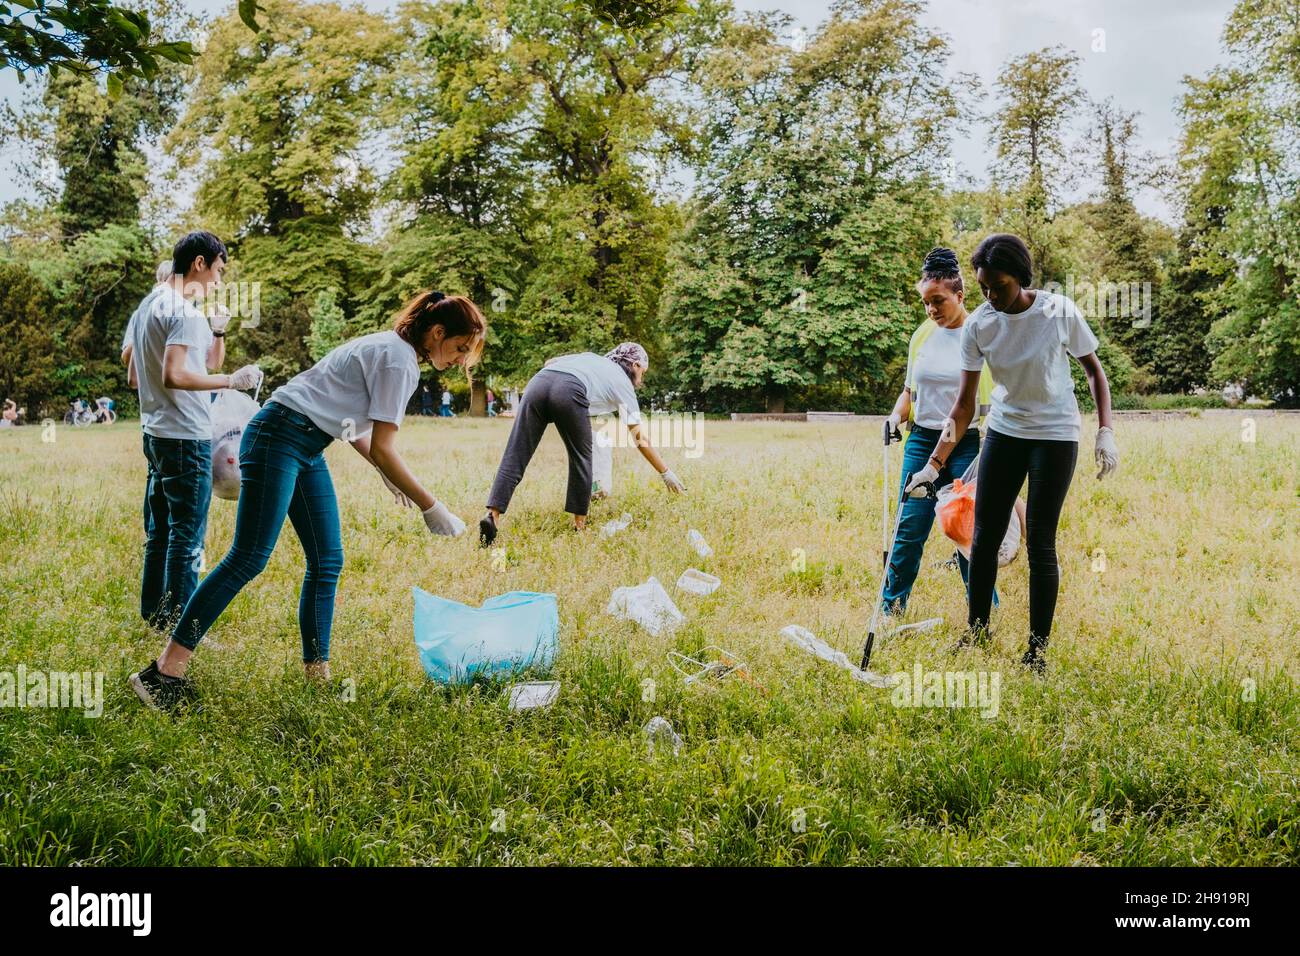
[862,420,940,669]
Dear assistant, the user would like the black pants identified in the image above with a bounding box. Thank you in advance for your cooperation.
[968,427,1078,641]
[487,369,593,516]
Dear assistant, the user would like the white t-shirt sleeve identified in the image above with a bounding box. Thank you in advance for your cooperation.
[614,375,641,426]
[164,309,209,351]
[368,363,418,426]
[959,316,984,373]
[1064,298,1100,358]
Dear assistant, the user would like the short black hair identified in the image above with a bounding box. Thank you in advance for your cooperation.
[172,231,227,277]
[970,233,1033,287]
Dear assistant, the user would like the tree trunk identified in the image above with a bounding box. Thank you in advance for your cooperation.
[765,387,786,414]
[469,374,488,417]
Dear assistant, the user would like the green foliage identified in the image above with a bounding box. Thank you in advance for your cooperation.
[0,0,196,82]
[0,258,57,411]
[304,287,347,362]
[666,0,960,412]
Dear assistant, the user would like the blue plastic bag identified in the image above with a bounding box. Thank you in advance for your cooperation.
[412,587,559,684]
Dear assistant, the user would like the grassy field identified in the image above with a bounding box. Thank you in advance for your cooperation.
[1,414,1298,865]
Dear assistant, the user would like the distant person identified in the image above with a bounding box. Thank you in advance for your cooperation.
[439,388,454,417]
[1,399,16,426]
[478,343,684,546]
[420,384,434,416]
[486,388,497,417]
[129,291,485,711]
[123,259,176,389]
[129,231,261,630]
[906,233,1118,674]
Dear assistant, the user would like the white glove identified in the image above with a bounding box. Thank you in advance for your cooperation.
[227,364,262,390]
[904,462,939,497]
[209,305,231,334]
[661,469,685,494]
[884,414,902,445]
[422,501,466,536]
[376,466,411,508]
[1095,426,1119,480]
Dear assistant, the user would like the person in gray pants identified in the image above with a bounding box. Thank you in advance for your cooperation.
[481,343,685,545]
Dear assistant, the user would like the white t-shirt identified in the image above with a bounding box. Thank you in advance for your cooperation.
[959,291,1099,442]
[906,324,965,430]
[132,285,215,440]
[270,330,420,440]
[544,352,642,425]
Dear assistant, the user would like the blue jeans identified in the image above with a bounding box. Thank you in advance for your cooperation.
[881,424,997,613]
[170,402,342,662]
[142,434,212,627]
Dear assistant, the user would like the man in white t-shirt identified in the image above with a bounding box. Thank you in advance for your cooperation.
[133,231,261,627]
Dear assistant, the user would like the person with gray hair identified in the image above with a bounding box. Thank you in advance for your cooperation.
[479,342,685,545]
[121,260,177,389]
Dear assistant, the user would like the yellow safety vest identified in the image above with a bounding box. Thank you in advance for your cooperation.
[905,318,994,428]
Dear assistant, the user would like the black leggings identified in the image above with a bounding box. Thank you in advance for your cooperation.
[486,369,593,516]
[968,428,1078,641]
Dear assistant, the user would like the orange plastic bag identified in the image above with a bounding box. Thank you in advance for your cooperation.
[936,478,976,553]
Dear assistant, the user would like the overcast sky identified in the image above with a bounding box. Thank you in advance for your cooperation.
[0,0,1238,222]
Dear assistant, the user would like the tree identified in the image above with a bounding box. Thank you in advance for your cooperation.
[498,0,729,373]
[374,0,536,411]
[0,259,57,413]
[988,46,1082,281]
[1082,98,1162,372]
[0,0,199,86]
[167,0,397,385]
[665,0,962,412]
[1178,0,1300,401]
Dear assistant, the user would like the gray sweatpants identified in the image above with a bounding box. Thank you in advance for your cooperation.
[487,369,593,516]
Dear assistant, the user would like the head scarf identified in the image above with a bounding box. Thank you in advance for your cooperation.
[605,342,649,370]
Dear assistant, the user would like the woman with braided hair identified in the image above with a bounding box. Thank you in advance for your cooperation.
[479,343,685,545]
[905,234,1119,674]
[879,248,1002,616]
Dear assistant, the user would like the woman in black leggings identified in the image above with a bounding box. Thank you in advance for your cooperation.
[905,234,1120,673]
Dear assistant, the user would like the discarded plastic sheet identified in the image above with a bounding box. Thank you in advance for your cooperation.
[687,529,713,558]
[779,624,898,689]
[413,588,558,684]
[894,617,943,635]
[601,512,633,538]
[606,576,684,636]
[669,647,735,685]
[675,568,721,596]
[643,716,682,757]
[507,680,560,711]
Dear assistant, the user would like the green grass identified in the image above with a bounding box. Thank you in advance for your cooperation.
[1,416,1298,864]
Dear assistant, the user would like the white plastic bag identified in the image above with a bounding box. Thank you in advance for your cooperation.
[779,624,897,689]
[687,528,713,557]
[607,576,684,636]
[676,568,721,596]
[210,389,261,501]
[601,512,632,538]
[591,418,614,497]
